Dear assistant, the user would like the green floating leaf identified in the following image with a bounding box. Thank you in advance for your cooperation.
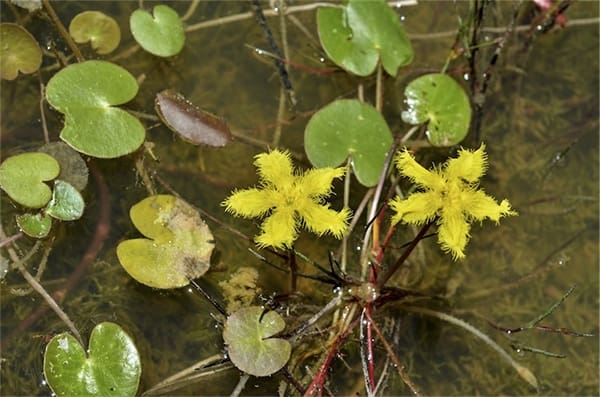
[46,60,145,158]
[317,0,412,76]
[155,89,233,147]
[69,11,121,55]
[223,306,291,377]
[305,99,392,187]
[0,152,59,208]
[38,142,89,191]
[116,194,214,289]
[130,5,185,57]
[44,322,141,397]
[0,23,42,80]
[402,73,472,147]
[16,212,52,238]
[46,180,84,221]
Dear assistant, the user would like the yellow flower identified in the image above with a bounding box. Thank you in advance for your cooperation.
[222,149,351,249]
[389,143,516,259]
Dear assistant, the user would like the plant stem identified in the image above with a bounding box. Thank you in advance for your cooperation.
[0,236,84,347]
[341,158,352,272]
[42,0,85,62]
[376,221,432,289]
[402,305,539,389]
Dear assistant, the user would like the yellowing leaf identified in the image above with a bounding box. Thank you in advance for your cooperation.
[117,195,214,288]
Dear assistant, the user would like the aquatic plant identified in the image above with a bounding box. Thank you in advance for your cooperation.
[0,1,595,396]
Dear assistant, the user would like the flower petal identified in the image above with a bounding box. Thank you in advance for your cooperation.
[390,191,441,225]
[255,207,298,249]
[297,166,345,198]
[396,149,445,190]
[299,202,350,238]
[462,189,517,222]
[445,143,488,183]
[254,149,294,187]
[437,205,471,260]
[222,188,274,217]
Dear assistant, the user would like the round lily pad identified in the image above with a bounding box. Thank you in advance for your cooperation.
[317,0,413,76]
[401,73,472,147]
[38,142,88,191]
[46,180,84,221]
[116,194,215,289]
[69,11,121,55]
[0,23,42,80]
[155,89,233,147]
[304,99,393,187]
[223,306,291,377]
[44,322,141,397]
[16,212,52,238]
[0,152,60,208]
[45,60,145,158]
[130,5,185,57]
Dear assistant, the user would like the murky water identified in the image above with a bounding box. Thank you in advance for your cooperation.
[1,1,598,396]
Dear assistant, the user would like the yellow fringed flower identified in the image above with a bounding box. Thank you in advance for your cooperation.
[390,143,516,260]
[222,149,351,249]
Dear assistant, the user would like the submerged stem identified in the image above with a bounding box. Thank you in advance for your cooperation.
[402,306,539,389]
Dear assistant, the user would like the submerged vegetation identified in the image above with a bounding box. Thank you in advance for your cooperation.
[1,1,598,396]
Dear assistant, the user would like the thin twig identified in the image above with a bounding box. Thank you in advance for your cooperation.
[42,0,84,62]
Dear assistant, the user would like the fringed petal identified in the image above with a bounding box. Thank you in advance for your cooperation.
[462,189,517,222]
[389,191,442,225]
[298,166,346,198]
[437,205,471,260]
[396,149,445,190]
[254,149,294,188]
[299,202,350,238]
[445,143,488,183]
[255,207,298,249]
[222,188,274,217]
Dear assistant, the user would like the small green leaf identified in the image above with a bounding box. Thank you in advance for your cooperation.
[46,180,84,221]
[130,5,185,57]
[0,152,60,208]
[46,60,145,158]
[43,322,141,397]
[317,7,377,77]
[0,23,42,80]
[401,73,472,147]
[16,212,52,238]
[69,11,121,55]
[317,0,412,76]
[116,195,214,289]
[305,99,392,187]
[38,142,89,191]
[223,306,291,377]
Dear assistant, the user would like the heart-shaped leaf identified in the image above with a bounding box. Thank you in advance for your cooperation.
[223,306,291,377]
[16,212,52,238]
[45,60,145,158]
[69,11,121,55]
[38,142,89,191]
[305,99,393,187]
[116,194,214,289]
[0,23,42,80]
[130,5,185,57]
[401,73,472,146]
[46,180,84,221]
[44,322,141,397]
[317,0,413,76]
[155,90,233,147]
[0,152,60,208]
